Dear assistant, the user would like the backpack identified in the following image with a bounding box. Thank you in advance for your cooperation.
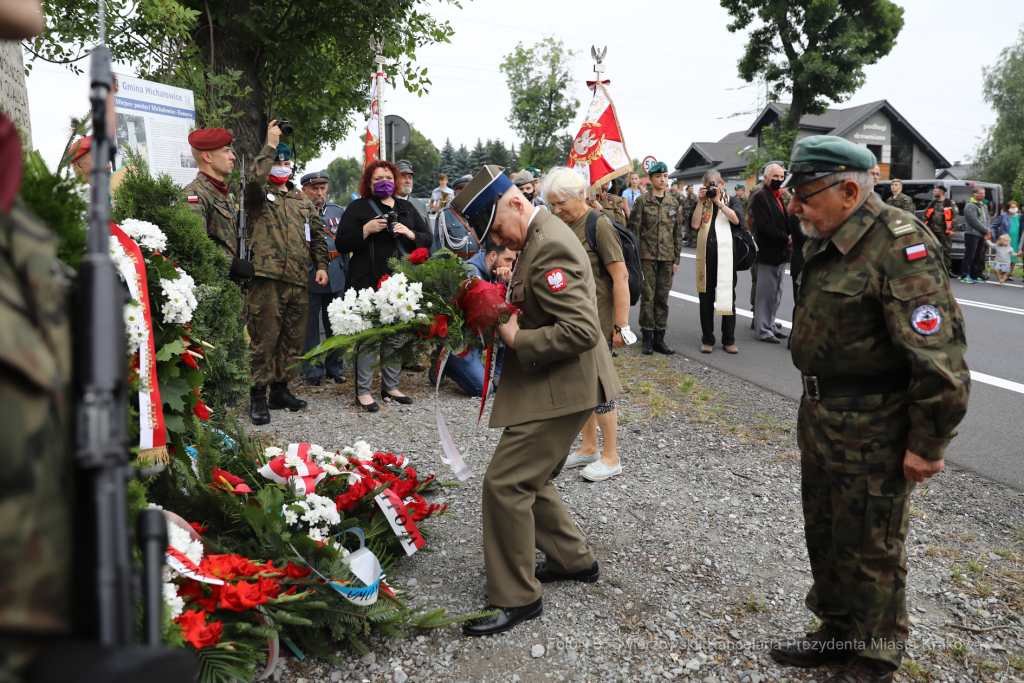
[731,225,758,271]
[584,210,643,306]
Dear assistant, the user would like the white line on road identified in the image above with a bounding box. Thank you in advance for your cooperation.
[668,290,1023,394]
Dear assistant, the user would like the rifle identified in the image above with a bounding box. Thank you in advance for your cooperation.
[32,40,194,683]
[238,152,254,286]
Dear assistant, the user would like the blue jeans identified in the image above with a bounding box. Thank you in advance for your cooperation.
[443,346,503,397]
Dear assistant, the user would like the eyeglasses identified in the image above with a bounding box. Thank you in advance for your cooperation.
[789,180,844,204]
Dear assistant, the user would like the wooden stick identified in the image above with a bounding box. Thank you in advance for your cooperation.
[729,469,760,483]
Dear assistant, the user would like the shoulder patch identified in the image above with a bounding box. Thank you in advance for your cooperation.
[910,305,942,335]
[889,218,915,237]
[545,268,566,292]
[905,243,927,262]
[187,195,199,202]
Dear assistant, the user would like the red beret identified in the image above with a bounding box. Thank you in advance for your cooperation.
[188,127,233,150]
[70,136,91,162]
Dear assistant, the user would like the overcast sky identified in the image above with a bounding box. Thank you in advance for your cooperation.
[26,0,1022,178]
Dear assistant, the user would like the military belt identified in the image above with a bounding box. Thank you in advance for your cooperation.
[802,370,911,401]
[328,250,342,260]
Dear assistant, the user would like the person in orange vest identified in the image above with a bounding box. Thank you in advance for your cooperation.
[925,185,958,274]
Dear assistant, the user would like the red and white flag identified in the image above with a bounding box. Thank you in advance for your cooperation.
[566,81,632,194]
[364,69,381,166]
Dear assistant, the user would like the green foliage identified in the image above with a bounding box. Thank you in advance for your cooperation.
[501,38,579,153]
[326,156,363,206]
[436,138,459,180]
[454,144,471,177]
[18,150,87,269]
[976,24,1024,198]
[722,0,904,129]
[741,126,799,177]
[403,126,441,199]
[29,0,459,162]
[111,165,250,418]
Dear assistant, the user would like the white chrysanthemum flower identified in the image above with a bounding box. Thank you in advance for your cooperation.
[124,301,148,354]
[163,581,185,620]
[264,446,284,458]
[283,509,298,525]
[324,464,340,476]
[306,527,324,543]
[352,440,374,460]
[159,270,198,325]
[284,453,302,467]
[109,236,136,284]
[167,522,204,566]
[120,218,168,252]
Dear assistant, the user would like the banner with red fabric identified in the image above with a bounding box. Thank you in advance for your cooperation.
[566,81,632,195]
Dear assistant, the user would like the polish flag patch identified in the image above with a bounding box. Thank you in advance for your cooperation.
[546,268,567,292]
[187,195,199,203]
[905,243,927,261]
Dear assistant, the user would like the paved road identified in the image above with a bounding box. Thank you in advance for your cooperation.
[638,247,1024,490]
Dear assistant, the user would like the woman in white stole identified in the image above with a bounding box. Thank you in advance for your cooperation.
[692,170,741,354]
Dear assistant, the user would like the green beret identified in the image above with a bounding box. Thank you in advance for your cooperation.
[648,161,668,175]
[735,184,745,190]
[275,143,291,161]
[782,135,876,188]
[525,166,540,178]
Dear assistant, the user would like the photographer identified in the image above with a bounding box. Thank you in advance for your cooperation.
[690,170,740,354]
[335,159,431,411]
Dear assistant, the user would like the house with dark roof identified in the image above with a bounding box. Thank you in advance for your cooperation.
[936,162,976,180]
[671,100,951,187]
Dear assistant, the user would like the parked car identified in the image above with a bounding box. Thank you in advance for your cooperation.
[876,179,1004,271]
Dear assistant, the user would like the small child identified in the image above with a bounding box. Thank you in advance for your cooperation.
[985,234,1018,285]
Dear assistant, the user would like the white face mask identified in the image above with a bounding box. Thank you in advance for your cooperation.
[1010,208,1019,215]
[270,165,292,179]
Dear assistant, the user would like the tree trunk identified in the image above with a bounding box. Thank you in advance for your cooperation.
[192,0,267,162]
[785,86,808,131]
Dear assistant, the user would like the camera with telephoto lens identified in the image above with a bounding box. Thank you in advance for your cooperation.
[276,119,294,136]
[705,185,718,200]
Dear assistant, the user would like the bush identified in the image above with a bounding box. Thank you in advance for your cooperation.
[18,150,87,268]
[112,166,250,412]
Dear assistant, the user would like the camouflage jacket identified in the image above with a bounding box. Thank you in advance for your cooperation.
[886,191,916,216]
[679,193,699,223]
[183,171,238,259]
[626,190,683,263]
[244,145,329,286]
[742,182,764,232]
[925,198,959,236]
[595,192,626,225]
[791,194,969,465]
[0,200,73,636]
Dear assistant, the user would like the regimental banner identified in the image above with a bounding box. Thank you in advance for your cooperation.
[566,81,631,195]
[364,71,381,166]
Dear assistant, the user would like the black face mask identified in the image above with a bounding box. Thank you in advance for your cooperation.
[523,190,535,202]
[769,178,783,191]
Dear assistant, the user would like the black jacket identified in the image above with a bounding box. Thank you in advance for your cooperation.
[335,196,432,293]
[751,187,790,266]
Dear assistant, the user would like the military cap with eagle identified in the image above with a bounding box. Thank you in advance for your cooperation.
[300,171,329,186]
[449,165,514,242]
[782,135,877,188]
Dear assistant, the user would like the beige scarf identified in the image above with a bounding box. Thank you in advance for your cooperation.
[695,196,734,315]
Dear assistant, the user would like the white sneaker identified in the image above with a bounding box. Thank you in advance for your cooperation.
[564,451,599,468]
[580,459,622,482]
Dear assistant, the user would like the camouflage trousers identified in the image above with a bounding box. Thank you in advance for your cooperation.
[798,396,915,670]
[930,229,952,272]
[685,224,698,248]
[245,277,308,387]
[640,259,674,331]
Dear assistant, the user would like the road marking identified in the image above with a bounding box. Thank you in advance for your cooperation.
[955,298,1024,316]
[668,291,1023,394]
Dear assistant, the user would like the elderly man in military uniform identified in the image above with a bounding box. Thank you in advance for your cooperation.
[627,161,682,355]
[924,184,958,275]
[450,166,621,637]
[773,136,969,683]
[182,128,258,285]
[244,120,330,424]
[432,174,483,257]
[299,171,348,386]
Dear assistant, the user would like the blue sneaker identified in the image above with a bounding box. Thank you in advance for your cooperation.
[960,276,975,283]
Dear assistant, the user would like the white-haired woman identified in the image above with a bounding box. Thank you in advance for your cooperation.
[542,166,631,482]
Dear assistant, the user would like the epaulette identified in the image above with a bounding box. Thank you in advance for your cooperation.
[882,206,918,238]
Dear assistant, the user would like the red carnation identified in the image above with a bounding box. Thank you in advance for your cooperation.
[219,580,270,611]
[188,522,209,536]
[417,314,450,339]
[377,273,390,290]
[175,609,223,649]
[409,248,430,265]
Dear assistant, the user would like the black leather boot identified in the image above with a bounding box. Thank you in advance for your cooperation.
[652,330,675,355]
[267,382,307,411]
[249,386,270,425]
[642,330,654,355]
[771,625,853,668]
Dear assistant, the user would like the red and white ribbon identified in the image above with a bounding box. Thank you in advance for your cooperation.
[434,349,474,481]
[112,222,167,463]
[259,444,327,496]
[374,488,425,556]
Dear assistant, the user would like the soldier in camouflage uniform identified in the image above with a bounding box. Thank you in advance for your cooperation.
[773,137,969,683]
[0,114,73,683]
[593,179,626,225]
[626,161,682,355]
[243,121,330,424]
[680,185,699,247]
[924,185,958,274]
[183,128,257,285]
[884,178,915,215]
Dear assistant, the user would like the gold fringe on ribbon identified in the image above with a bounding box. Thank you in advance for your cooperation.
[138,446,170,465]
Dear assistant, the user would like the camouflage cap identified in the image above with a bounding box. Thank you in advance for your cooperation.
[782,135,876,188]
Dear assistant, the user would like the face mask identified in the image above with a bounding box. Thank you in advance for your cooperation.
[523,190,535,202]
[269,165,291,184]
[372,179,394,199]
[1010,208,1019,215]
[769,178,783,191]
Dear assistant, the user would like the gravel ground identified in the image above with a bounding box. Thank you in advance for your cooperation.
[242,349,1024,683]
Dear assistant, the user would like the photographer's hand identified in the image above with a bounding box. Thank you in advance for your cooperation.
[267,120,282,148]
[393,223,416,240]
[363,217,388,239]
[698,186,707,201]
